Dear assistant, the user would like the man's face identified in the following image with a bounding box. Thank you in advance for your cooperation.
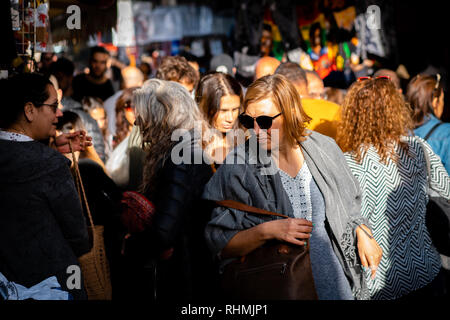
[90,52,109,78]
[33,85,63,140]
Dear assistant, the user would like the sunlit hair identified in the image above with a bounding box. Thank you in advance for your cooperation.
[195,72,243,127]
[134,79,207,194]
[243,74,311,146]
[406,74,444,127]
[336,78,413,164]
[155,56,199,89]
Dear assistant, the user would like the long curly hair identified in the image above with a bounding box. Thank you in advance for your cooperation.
[133,79,208,194]
[336,78,414,164]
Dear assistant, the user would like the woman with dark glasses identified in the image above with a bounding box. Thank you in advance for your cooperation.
[406,74,450,174]
[203,74,382,300]
[337,77,450,299]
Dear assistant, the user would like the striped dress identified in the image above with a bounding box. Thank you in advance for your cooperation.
[344,136,450,300]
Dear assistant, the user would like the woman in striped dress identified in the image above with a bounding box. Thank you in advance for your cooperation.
[336,77,450,300]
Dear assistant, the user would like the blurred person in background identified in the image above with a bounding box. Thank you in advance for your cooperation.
[254,56,280,80]
[104,66,144,138]
[155,56,199,96]
[72,46,115,103]
[406,74,450,173]
[323,87,345,106]
[337,77,450,299]
[305,70,325,99]
[56,110,105,171]
[275,63,341,139]
[82,97,113,161]
[50,57,106,161]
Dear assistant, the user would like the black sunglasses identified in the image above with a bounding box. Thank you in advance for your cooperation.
[238,112,282,130]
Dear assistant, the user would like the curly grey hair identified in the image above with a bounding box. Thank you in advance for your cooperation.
[133,79,208,193]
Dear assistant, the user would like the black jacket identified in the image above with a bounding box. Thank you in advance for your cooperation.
[0,140,90,299]
[126,143,218,301]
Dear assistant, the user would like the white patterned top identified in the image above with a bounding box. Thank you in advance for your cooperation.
[344,135,450,300]
[279,162,313,221]
[0,130,33,142]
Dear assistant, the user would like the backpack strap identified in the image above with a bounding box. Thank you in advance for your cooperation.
[424,122,443,140]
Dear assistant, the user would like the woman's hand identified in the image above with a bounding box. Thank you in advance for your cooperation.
[54,130,93,154]
[356,224,382,279]
[260,218,313,246]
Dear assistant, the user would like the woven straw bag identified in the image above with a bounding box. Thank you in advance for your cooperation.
[70,141,112,300]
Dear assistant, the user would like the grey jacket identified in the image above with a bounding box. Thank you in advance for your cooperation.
[203,131,371,300]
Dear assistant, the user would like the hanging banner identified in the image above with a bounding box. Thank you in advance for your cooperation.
[114,0,136,47]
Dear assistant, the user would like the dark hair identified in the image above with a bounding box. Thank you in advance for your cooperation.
[56,111,85,132]
[195,72,243,126]
[275,62,307,87]
[155,56,199,89]
[115,87,138,146]
[309,23,323,47]
[89,46,110,61]
[49,57,75,76]
[0,73,52,129]
[406,74,444,127]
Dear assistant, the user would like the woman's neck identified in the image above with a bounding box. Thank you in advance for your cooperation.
[275,142,304,177]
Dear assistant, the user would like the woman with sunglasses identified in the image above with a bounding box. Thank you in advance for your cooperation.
[0,73,90,299]
[203,74,382,300]
[406,74,450,174]
[337,77,450,299]
[195,72,244,164]
[113,87,139,149]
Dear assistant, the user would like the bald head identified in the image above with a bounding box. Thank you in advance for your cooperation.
[255,56,280,80]
[122,66,144,88]
[305,71,324,99]
[374,69,401,92]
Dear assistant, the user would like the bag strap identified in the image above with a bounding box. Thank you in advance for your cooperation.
[69,140,95,231]
[424,122,443,140]
[216,199,289,219]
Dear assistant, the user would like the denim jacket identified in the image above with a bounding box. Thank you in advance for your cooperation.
[203,131,371,300]
[414,114,450,174]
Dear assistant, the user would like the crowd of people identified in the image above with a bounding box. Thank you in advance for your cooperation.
[0,45,449,301]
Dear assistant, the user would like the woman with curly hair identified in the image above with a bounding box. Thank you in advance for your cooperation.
[337,77,450,300]
[127,79,219,301]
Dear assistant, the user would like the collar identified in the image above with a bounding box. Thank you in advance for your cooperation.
[0,130,34,142]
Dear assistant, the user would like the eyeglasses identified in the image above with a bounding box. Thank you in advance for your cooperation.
[39,102,59,113]
[238,112,282,130]
[357,76,391,82]
[124,101,133,112]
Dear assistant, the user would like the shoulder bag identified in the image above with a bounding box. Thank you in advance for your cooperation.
[216,200,318,300]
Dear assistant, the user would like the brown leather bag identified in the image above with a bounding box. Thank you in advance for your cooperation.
[217,200,318,300]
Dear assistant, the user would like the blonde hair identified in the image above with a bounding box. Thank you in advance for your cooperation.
[243,74,311,146]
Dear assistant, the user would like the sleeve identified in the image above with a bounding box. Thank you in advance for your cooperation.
[46,159,90,257]
[422,139,450,199]
[202,162,261,259]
